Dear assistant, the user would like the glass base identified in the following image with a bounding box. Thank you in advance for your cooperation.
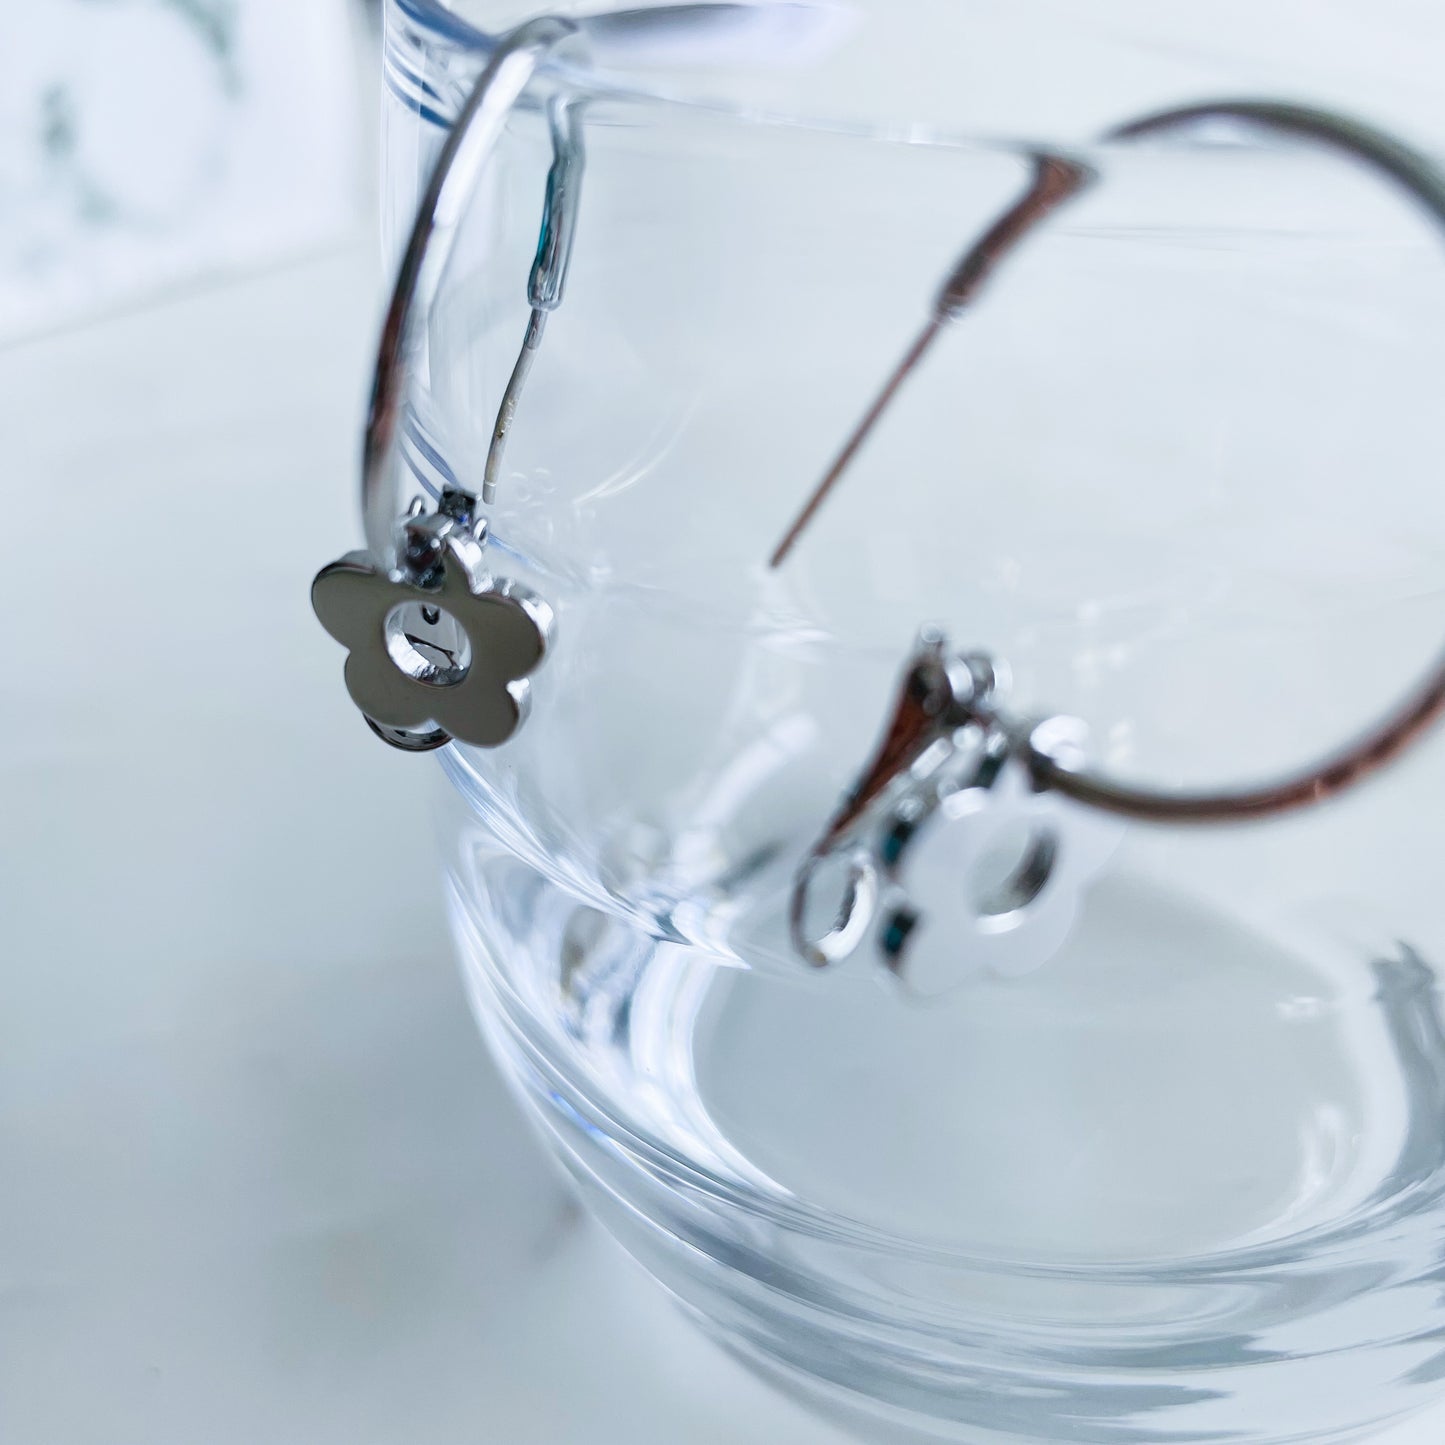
[449,829,1445,1444]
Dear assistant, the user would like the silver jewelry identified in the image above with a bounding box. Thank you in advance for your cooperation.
[314,16,583,751]
[791,634,1121,992]
[312,488,552,751]
[311,49,1445,989]
[785,102,1445,979]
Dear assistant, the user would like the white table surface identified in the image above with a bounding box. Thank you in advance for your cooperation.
[2,237,1442,1445]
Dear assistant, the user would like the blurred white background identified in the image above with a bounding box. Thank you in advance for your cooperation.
[0,0,360,342]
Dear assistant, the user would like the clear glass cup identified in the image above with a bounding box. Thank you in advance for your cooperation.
[381,4,1445,1440]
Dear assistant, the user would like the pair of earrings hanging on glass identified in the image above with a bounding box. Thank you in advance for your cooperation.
[310,25,1445,988]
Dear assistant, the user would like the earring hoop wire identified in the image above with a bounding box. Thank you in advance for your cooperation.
[360,15,583,563]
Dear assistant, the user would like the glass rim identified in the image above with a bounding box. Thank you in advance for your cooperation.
[385,0,1134,159]
[386,0,1445,168]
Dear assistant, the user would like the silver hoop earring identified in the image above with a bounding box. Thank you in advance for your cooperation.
[312,17,584,752]
[787,102,1445,984]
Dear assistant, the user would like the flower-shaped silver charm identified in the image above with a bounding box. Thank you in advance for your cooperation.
[789,635,1122,996]
[312,518,551,751]
[876,731,1123,997]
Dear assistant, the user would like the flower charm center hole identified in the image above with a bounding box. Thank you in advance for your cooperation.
[796,850,879,968]
[970,821,1058,923]
[384,600,473,687]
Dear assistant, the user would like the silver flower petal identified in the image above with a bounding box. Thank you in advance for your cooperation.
[311,535,552,749]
